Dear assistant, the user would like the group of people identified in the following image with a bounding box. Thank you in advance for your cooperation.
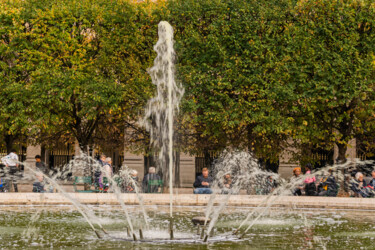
[291,164,375,198]
[93,154,162,193]
[3,149,375,198]
[119,166,163,193]
[291,165,339,197]
[349,171,375,198]
[93,154,114,192]
[193,168,238,194]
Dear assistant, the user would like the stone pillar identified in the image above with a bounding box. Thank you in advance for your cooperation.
[333,138,356,163]
[124,152,145,179]
[24,145,41,177]
[278,141,299,179]
[179,153,195,188]
[72,141,83,176]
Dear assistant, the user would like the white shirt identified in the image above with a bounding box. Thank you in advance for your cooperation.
[1,152,19,167]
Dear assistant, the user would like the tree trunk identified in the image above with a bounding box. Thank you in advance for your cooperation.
[4,134,14,154]
[174,151,180,188]
[336,142,347,164]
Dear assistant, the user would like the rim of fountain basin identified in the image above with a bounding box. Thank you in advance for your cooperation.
[0,193,374,210]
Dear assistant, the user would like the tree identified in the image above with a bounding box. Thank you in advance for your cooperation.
[17,0,157,152]
[166,0,295,162]
[0,2,31,153]
[284,0,375,163]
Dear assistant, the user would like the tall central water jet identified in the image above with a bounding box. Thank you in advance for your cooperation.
[142,21,184,220]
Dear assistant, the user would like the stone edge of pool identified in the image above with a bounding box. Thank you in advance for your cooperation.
[0,193,374,210]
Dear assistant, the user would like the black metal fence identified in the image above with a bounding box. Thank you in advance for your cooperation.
[48,144,75,170]
[195,151,221,177]
[311,149,334,169]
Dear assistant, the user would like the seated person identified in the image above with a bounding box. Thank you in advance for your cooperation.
[369,170,375,188]
[350,172,371,197]
[35,155,48,174]
[99,157,113,192]
[220,173,233,194]
[94,154,106,189]
[291,167,303,196]
[0,178,6,192]
[33,172,53,193]
[264,175,277,195]
[193,168,213,194]
[318,169,338,197]
[304,164,317,196]
[142,167,161,193]
[124,170,139,193]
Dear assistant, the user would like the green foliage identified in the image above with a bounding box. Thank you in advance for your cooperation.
[167,0,375,162]
[0,0,158,150]
[0,2,31,151]
[285,0,375,161]
[1,0,375,163]
[167,0,296,160]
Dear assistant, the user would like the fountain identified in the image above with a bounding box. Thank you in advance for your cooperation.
[0,21,374,249]
[141,20,184,238]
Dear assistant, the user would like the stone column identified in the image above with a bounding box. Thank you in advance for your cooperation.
[278,140,300,179]
[24,145,41,177]
[124,152,145,179]
[179,153,196,188]
[72,141,83,176]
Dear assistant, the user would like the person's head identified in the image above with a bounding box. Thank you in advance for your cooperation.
[106,157,112,165]
[148,167,156,174]
[305,163,312,172]
[328,169,334,175]
[10,148,17,154]
[293,167,301,177]
[130,170,138,177]
[36,172,44,182]
[35,155,42,163]
[372,170,375,179]
[202,168,209,178]
[224,173,231,180]
[355,172,364,182]
[100,154,106,161]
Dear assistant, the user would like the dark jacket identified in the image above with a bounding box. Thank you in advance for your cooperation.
[142,173,161,193]
[33,181,45,193]
[319,175,338,197]
[36,161,47,174]
[193,175,213,188]
[350,179,368,197]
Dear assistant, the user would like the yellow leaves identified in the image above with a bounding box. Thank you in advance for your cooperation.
[303,121,308,126]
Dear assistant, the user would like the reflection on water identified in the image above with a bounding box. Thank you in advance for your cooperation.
[0,205,373,249]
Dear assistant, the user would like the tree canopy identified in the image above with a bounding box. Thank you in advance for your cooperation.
[1,0,375,165]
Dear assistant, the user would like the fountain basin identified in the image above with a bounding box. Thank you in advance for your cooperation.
[0,205,374,249]
[0,193,374,210]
